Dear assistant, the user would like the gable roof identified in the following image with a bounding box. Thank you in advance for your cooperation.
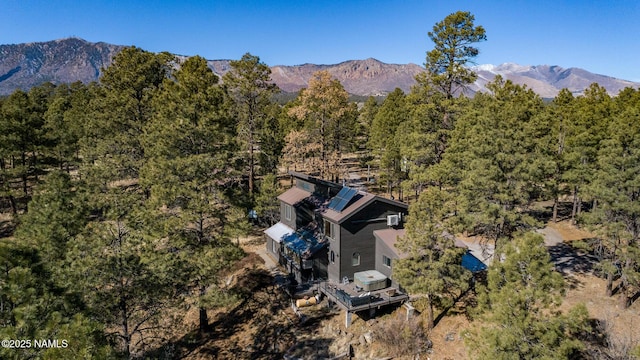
[374,228,407,258]
[285,171,408,224]
[322,192,408,224]
[277,187,312,205]
[322,191,375,223]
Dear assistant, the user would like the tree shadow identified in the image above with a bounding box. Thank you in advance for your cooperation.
[547,242,598,279]
[575,318,609,359]
[434,279,478,327]
[144,269,304,359]
[0,218,16,238]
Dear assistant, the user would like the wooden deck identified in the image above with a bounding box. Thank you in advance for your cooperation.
[318,280,409,313]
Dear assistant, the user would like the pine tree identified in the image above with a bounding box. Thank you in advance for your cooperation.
[357,96,379,151]
[432,77,544,249]
[254,173,283,226]
[0,89,43,205]
[15,171,87,277]
[66,199,178,359]
[468,232,589,359]
[584,87,640,305]
[223,53,279,199]
[368,88,409,199]
[141,55,244,333]
[424,11,486,99]
[82,47,171,184]
[542,89,577,222]
[2,199,113,359]
[393,188,471,329]
[563,84,612,223]
[402,11,485,193]
[43,82,90,172]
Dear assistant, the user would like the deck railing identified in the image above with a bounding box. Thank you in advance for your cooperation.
[318,281,407,312]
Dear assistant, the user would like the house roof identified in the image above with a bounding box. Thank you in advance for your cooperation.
[374,229,488,272]
[284,171,408,224]
[373,228,407,259]
[264,222,295,243]
[322,192,408,224]
[322,191,376,223]
[277,187,311,205]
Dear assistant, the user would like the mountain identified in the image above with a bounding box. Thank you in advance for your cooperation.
[470,63,639,98]
[1,38,638,98]
[269,59,423,96]
[0,38,122,94]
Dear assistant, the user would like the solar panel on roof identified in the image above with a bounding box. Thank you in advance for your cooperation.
[327,186,358,212]
[326,198,340,210]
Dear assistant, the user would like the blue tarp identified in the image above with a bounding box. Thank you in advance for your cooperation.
[462,251,487,272]
[282,226,326,258]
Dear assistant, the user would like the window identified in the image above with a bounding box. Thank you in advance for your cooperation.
[324,219,336,240]
[272,239,278,254]
[383,255,391,268]
[352,252,361,266]
[284,204,292,221]
[330,251,335,264]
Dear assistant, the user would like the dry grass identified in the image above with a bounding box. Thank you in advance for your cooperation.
[548,220,595,242]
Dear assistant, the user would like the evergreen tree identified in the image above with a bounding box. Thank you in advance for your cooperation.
[69,47,178,357]
[82,47,171,184]
[402,11,485,193]
[15,171,88,278]
[543,89,577,222]
[223,53,279,199]
[67,197,177,359]
[368,88,410,199]
[393,188,471,329]
[257,103,285,176]
[468,232,589,359]
[563,83,612,223]
[0,89,41,204]
[424,11,486,99]
[432,77,545,249]
[141,56,244,333]
[584,87,640,305]
[357,96,379,150]
[254,173,283,226]
[0,242,114,359]
[43,82,90,172]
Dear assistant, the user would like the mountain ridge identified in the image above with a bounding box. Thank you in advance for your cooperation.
[1,38,638,98]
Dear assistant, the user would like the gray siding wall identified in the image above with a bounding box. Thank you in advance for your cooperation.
[337,225,375,282]
[375,237,400,288]
[326,220,341,282]
[280,202,296,229]
[327,200,407,283]
[265,235,281,263]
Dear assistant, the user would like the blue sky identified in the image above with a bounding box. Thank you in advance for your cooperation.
[2,0,639,81]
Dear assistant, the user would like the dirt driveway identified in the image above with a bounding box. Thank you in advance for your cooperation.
[537,226,598,275]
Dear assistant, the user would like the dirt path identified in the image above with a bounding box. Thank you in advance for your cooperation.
[537,226,598,275]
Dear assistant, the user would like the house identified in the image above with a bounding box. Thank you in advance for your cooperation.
[373,228,407,289]
[264,171,408,285]
[264,172,490,327]
[373,228,489,284]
